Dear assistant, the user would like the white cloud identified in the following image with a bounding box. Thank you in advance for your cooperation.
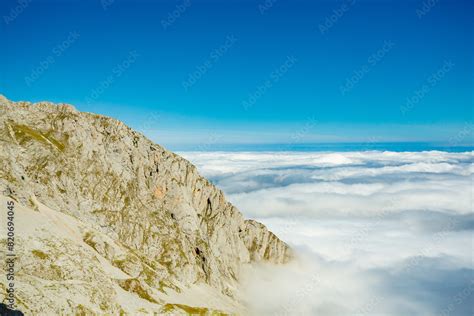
[181,150,474,315]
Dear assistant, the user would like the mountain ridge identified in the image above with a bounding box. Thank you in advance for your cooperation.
[0,96,291,315]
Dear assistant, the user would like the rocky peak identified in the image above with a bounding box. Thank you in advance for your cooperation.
[0,96,291,314]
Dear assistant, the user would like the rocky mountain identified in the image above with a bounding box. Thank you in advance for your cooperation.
[0,96,291,315]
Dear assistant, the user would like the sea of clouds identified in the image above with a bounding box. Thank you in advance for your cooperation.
[181,151,474,316]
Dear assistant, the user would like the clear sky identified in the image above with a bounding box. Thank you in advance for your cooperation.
[1,0,473,148]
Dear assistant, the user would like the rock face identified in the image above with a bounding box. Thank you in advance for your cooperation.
[0,97,291,315]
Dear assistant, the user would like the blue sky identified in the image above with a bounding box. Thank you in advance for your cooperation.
[1,0,473,147]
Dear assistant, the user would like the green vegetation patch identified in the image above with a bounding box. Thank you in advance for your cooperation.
[11,123,66,152]
[117,278,159,304]
[31,249,49,260]
[162,304,229,316]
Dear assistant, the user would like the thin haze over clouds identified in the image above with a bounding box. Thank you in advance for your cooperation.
[181,150,474,315]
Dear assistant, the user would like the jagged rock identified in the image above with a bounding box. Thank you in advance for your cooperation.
[0,96,291,314]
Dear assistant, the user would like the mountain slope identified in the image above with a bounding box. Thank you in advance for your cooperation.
[0,96,291,315]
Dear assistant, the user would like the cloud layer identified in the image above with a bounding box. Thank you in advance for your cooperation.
[181,150,474,315]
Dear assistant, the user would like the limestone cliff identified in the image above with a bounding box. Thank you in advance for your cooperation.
[0,96,291,315]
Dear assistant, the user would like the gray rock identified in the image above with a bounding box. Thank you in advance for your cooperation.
[0,96,291,314]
